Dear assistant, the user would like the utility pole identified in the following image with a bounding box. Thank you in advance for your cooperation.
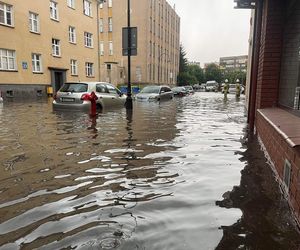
[125,0,133,109]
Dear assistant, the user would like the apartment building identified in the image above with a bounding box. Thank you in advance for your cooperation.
[99,0,180,87]
[219,55,248,72]
[0,0,100,98]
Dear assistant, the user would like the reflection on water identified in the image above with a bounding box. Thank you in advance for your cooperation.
[0,93,298,250]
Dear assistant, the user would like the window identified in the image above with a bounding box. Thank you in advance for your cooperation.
[0,49,16,70]
[279,2,300,112]
[108,0,112,8]
[32,53,42,72]
[69,26,76,43]
[108,17,112,32]
[52,38,60,56]
[50,1,58,20]
[99,18,103,32]
[70,59,77,75]
[67,0,75,8]
[83,0,92,16]
[109,41,113,55]
[0,2,13,26]
[84,32,93,48]
[29,12,39,33]
[85,62,94,77]
[100,41,104,55]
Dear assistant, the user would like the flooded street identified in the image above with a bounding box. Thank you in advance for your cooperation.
[0,92,299,250]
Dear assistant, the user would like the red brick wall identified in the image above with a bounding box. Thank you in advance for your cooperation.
[256,0,284,109]
[256,112,300,224]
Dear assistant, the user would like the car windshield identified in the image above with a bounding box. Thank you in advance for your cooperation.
[60,83,88,93]
[184,86,192,90]
[140,86,160,94]
[206,83,216,87]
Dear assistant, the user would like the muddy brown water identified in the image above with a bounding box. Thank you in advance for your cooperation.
[0,92,299,250]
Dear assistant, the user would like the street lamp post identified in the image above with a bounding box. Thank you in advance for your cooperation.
[125,0,133,110]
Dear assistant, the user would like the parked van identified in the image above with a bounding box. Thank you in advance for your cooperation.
[205,81,218,92]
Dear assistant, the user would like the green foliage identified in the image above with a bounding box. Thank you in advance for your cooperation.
[176,44,247,86]
[223,70,247,85]
[205,63,222,83]
[179,45,188,73]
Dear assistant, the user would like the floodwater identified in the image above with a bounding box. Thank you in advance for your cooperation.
[0,92,299,250]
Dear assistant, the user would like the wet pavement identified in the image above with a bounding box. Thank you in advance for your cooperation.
[0,92,299,250]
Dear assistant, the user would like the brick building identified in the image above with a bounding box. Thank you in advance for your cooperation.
[236,0,300,224]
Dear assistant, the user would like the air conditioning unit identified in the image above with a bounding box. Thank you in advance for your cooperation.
[294,87,300,110]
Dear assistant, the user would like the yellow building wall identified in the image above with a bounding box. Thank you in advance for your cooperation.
[0,0,99,86]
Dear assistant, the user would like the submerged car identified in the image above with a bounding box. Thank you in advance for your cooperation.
[136,85,173,101]
[183,85,195,94]
[172,86,188,97]
[53,82,126,110]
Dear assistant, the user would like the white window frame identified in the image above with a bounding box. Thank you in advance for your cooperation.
[108,0,112,8]
[109,41,113,55]
[29,12,39,33]
[99,18,103,33]
[52,38,61,56]
[100,42,104,56]
[85,62,94,77]
[108,17,112,32]
[83,0,92,17]
[84,32,93,48]
[67,0,75,9]
[32,53,42,73]
[0,49,16,71]
[70,59,78,75]
[50,1,59,21]
[69,26,76,43]
[0,2,13,26]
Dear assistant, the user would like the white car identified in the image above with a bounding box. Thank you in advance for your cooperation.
[0,91,3,103]
[53,82,126,111]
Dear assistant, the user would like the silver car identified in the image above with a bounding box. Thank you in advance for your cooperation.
[136,85,173,101]
[52,82,126,110]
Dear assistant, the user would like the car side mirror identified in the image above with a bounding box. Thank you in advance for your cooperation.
[160,90,165,94]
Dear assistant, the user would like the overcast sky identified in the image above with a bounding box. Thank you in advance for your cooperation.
[168,0,251,66]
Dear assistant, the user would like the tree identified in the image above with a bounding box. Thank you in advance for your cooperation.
[204,63,222,83]
[187,65,205,84]
[223,70,247,85]
[177,45,189,85]
[179,45,188,73]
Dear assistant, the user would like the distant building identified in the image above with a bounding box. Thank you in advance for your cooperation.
[188,61,201,68]
[99,0,180,87]
[219,55,248,72]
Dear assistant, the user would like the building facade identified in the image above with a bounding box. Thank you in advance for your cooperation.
[237,0,300,225]
[98,0,180,87]
[0,0,101,98]
[219,55,248,72]
[0,0,180,99]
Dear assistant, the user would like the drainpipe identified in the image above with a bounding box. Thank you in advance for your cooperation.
[96,1,102,81]
[248,0,263,133]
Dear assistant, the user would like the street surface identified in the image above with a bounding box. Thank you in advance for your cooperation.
[0,92,299,249]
